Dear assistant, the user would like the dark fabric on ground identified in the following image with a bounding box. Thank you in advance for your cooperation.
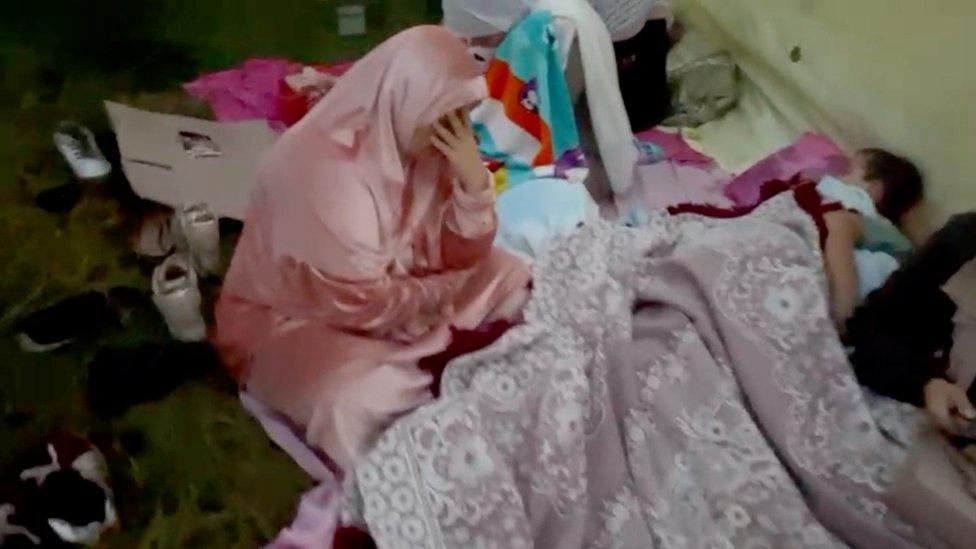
[38,470,107,526]
[848,212,976,405]
[34,182,82,214]
[87,342,222,417]
[334,525,378,549]
[17,292,118,347]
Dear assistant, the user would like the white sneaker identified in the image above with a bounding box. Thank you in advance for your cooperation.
[54,121,112,180]
[151,254,207,342]
[171,203,221,276]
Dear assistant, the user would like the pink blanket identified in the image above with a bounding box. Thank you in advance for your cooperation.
[724,132,851,207]
[356,197,936,547]
[616,161,733,216]
[184,58,353,132]
[622,128,732,217]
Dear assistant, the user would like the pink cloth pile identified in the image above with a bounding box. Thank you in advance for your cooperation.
[184,58,353,132]
[724,131,851,207]
[624,129,852,217]
[619,128,733,216]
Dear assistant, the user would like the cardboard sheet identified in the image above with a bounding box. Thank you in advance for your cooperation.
[105,101,277,220]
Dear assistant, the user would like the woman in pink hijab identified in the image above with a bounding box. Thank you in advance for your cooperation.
[214,26,531,471]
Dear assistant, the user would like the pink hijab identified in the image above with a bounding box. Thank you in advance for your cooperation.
[257,25,488,279]
[219,26,493,342]
[217,27,529,475]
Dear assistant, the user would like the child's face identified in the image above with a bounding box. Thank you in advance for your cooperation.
[848,152,885,206]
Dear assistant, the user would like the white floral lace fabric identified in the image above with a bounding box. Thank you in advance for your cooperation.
[356,194,936,548]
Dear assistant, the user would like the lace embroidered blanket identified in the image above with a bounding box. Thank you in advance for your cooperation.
[354,194,936,548]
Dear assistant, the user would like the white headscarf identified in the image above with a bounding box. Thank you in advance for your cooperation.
[442,0,537,38]
[588,0,671,41]
[538,0,639,193]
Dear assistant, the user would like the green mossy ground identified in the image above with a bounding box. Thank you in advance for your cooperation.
[0,2,437,545]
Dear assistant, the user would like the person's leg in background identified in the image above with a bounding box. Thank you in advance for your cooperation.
[885,212,976,297]
[848,212,976,405]
[615,18,671,132]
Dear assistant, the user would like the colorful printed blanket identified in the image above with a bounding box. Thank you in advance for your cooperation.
[471,11,587,192]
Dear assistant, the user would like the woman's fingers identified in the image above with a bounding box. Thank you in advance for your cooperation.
[430,134,453,159]
[459,107,474,130]
[433,119,459,147]
[447,110,467,137]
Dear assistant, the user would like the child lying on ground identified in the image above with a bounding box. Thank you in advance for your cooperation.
[821,148,923,330]
[816,150,976,453]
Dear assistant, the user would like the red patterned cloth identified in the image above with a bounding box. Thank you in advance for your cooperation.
[669,176,842,248]
[333,526,377,549]
[418,319,516,397]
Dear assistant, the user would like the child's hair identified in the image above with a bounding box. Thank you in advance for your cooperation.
[857,148,923,223]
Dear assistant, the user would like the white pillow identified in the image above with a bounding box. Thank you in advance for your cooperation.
[495,178,600,259]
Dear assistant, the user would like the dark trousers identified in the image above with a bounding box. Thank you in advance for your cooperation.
[614,19,671,133]
[848,212,976,405]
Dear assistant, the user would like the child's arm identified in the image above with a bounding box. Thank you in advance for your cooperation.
[823,210,863,334]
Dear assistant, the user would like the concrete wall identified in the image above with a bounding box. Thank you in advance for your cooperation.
[677,0,976,232]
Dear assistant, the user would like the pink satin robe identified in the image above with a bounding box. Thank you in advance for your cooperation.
[215,148,529,471]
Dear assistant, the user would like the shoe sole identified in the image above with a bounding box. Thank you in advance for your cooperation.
[75,171,112,182]
[16,332,71,353]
